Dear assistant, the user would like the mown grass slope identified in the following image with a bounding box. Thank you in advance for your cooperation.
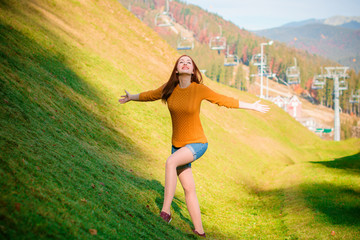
[0,0,359,239]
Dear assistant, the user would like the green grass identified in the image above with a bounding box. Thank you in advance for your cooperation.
[1,0,360,239]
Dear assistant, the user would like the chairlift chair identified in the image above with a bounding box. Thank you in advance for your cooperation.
[177,34,194,50]
[154,12,174,27]
[286,66,301,84]
[352,89,360,99]
[177,42,194,50]
[349,90,360,103]
[258,66,271,77]
[154,0,174,27]
[251,54,266,66]
[311,75,326,90]
[209,36,226,51]
[339,77,348,91]
[209,25,226,51]
[286,58,301,85]
[265,67,273,78]
[224,46,239,66]
[286,66,300,78]
[349,97,359,104]
[224,56,239,66]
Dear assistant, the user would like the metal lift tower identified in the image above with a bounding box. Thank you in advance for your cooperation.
[325,67,349,141]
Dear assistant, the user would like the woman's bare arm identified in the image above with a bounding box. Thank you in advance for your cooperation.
[239,100,270,113]
[118,90,139,104]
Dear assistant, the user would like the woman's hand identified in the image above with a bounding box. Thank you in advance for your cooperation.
[252,100,270,113]
[119,90,131,104]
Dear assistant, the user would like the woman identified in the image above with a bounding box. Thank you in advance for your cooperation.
[119,55,269,237]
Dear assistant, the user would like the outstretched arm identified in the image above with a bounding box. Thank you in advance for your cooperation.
[119,84,164,104]
[239,100,270,113]
[118,90,139,104]
[200,84,270,113]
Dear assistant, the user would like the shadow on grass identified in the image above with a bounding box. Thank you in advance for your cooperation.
[246,181,360,230]
[310,152,360,174]
[301,183,360,226]
[0,20,196,239]
[240,162,360,238]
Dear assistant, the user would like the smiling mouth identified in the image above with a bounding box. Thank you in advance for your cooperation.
[182,67,189,70]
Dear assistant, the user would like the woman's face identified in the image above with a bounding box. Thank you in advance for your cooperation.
[177,56,194,75]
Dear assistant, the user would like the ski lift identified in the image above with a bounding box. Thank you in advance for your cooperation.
[154,12,174,27]
[209,37,226,51]
[325,66,349,78]
[251,53,266,66]
[339,76,348,91]
[257,66,271,77]
[311,74,326,90]
[177,31,194,50]
[224,55,239,67]
[154,0,174,27]
[209,25,226,51]
[286,58,301,85]
[224,46,239,66]
[349,89,360,103]
[323,66,349,91]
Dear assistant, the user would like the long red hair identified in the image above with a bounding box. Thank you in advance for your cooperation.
[161,55,203,103]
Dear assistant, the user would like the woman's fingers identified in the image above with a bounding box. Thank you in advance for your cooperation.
[254,101,270,113]
[262,106,270,113]
[119,90,130,104]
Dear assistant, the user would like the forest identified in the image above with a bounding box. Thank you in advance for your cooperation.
[120,0,360,116]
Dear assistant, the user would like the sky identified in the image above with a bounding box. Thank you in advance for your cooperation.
[184,0,360,31]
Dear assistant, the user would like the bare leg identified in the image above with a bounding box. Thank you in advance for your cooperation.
[161,147,194,214]
[177,167,204,234]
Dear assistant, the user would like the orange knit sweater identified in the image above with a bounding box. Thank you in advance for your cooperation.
[139,82,239,147]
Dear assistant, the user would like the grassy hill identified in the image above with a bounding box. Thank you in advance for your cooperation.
[0,0,359,239]
[118,0,360,120]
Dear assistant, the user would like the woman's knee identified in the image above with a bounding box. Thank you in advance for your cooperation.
[183,183,196,195]
[165,156,177,169]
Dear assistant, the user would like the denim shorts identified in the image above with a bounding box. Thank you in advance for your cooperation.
[171,142,208,169]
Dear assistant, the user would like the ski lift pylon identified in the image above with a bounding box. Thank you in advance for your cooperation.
[325,66,349,78]
[324,66,349,91]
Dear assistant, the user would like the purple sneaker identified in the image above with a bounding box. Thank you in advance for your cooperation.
[193,229,206,237]
[160,211,172,223]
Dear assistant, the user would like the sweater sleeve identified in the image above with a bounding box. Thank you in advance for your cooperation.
[200,84,239,108]
[138,84,165,101]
